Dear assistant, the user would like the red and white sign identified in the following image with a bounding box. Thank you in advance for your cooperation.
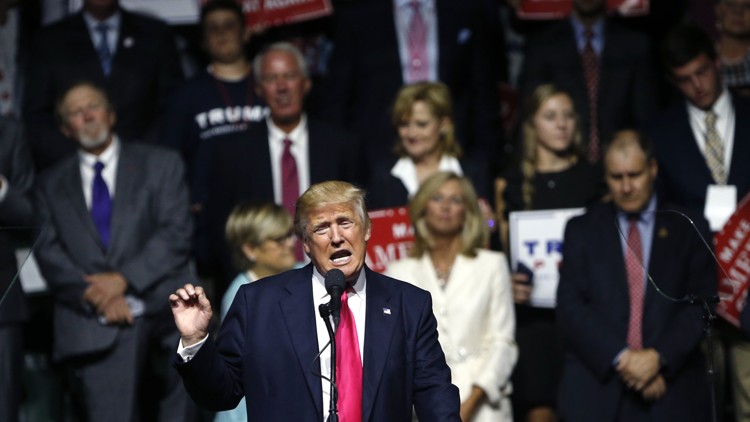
[518,0,648,20]
[365,207,415,274]
[240,0,333,28]
[715,192,750,327]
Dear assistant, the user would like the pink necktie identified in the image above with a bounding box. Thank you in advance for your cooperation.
[581,30,600,163]
[625,217,644,350]
[407,0,428,82]
[336,290,362,422]
[280,138,305,261]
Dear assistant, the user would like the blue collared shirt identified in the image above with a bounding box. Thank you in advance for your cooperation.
[616,194,657,287]
[569,15,605,56]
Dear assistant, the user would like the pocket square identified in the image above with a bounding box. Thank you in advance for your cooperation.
[457,28,472,44]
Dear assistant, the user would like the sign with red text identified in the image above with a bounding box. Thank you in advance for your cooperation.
[518,0,648,20]
[365,207,415,273]
[509,208,584,308]
[240,0,333,28]
[715,192,750,327]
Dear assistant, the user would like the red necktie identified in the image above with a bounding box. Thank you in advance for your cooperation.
[581,29,600,163]
[280,138,304,261]
[407,0,428,82]
[336,289,362,422]
[625,217,644,350]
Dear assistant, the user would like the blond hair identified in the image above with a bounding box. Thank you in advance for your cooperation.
[225,202,293,270]
[294,181,370,241]
[408,171,487,258]
[391,82,462,158]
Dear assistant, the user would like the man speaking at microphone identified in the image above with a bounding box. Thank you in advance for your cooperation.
[170,180,460,421]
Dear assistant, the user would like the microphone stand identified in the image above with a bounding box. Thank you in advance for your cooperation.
[318,303,339,422]
[685,294,720,422]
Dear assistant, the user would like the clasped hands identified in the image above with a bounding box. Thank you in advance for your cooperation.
[616,348,666,401]
[82,271,133,325]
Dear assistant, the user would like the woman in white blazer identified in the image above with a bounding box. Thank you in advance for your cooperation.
[386,171,517,422]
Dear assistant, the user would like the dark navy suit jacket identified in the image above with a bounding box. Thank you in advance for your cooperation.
[175,265,461,421]
[556,201,714,421]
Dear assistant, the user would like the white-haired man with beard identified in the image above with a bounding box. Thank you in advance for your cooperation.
[34,81,198,421]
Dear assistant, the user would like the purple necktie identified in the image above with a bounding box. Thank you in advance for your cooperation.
[581,29,600,163]
[91,161,112,249]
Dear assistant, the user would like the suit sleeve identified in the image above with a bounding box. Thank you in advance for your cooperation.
[650,222,716,377]
[412,291,462,421]
[0,119,34,225]
[175,286,246,411]
[557,217,627,380]
[470,255,517,404]
[34,181,90,310]
[119,151,192,293]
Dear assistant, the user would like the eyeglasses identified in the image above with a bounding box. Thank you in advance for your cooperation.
[267,230,295,244]
[66,102,105,119]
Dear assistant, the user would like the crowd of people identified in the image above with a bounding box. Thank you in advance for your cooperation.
[2,0,750,421]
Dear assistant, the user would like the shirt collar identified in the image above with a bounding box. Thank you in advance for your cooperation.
[78,135,120,168]
[312,265,367,299]
[617,194,657,224]
[267,113,307,142]
[390,155,464,197]
[686,86,731,119]
[569,15,605,43]
[83,10,121,32]
[394,0,433,9]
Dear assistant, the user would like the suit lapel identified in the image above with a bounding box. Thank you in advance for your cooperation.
[279,266,323,417]
[108,144,137,255]
[361,269,397,422]
[729,95,750,186]
[71,13,108,83]
[599,204,630,300]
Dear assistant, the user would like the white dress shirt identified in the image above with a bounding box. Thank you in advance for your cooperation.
[83,11,121,56]
[687,87,735,176]
[390,154,464,198]
[78,136,120,208]
[267,114,310,205]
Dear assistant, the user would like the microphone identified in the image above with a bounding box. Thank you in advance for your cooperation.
[325,269,347,328]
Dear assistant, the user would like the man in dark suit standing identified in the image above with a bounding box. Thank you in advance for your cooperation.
[644,24,750,421]
[206,42,362,292]
[34,82,196,422]
[171,180,461,421]
[520,0,657,163]
[23,0,184,171]
[0,116,34,422]
[557,130,714,421]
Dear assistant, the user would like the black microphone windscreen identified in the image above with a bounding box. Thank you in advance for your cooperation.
[324,269,347,294]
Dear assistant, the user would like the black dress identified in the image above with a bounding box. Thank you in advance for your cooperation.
[502,161,605,417]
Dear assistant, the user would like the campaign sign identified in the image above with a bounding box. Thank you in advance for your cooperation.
[240,0,333,28]
[518,0,648,20]
[715,192,750,327]
[509,208,584,308]
[365,207,415,274]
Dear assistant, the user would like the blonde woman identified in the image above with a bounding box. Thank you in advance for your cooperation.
[386,171,516,422]
[495,84,604,422]
[215,202,296,422]
[367,82,490,209]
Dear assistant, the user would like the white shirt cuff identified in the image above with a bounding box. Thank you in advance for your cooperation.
[177,334,209,362]
[0,175,9,203]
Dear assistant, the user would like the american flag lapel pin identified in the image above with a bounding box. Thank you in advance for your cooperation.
[383,308,391,315]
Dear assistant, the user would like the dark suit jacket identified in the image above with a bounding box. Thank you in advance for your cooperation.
[321,0,503,173]
[206,118,363,284]
[176,265,461,421]
[520,19,656,153]
[34,142,193,360]
[0,117,34,324]
[23,9,184,171]
[644,94,750,217]
[556,201,714,421]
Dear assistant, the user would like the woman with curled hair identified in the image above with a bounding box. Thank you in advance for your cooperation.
[366,82,490,210]
[495,84,604,422]
[386,171,516,422]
